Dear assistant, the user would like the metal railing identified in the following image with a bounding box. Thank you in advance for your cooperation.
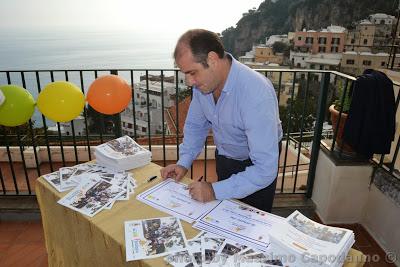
[1,68,399,197]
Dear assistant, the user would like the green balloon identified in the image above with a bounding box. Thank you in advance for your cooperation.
[0,85,35,127]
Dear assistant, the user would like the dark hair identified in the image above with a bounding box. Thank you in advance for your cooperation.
[174,29,225,67]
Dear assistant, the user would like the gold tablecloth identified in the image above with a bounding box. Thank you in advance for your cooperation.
[36,162,365,267]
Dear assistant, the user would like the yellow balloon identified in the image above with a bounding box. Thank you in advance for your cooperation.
[37,81,85,122]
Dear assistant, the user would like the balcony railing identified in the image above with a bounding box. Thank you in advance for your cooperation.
[1,68,399,197]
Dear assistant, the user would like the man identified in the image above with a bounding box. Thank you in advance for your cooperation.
[160,29,282,212]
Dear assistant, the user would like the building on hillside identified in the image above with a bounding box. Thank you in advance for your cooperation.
[290,51,342,71]
[340,51,400,75]
[293,25,347,54]
[345,13,396,53]
[254,46,284,65]
[239,44,284,65]
[265,34,289,46]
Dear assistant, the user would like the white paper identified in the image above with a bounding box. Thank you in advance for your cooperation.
[137,179,221,223]
[57,177,125,217]
[193,200,284,251]
[42,171,66,192]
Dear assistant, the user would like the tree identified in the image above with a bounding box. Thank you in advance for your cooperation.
[272,41,290,57]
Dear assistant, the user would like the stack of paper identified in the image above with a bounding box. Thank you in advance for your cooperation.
[269,210,355,267]
[95,135,151,171]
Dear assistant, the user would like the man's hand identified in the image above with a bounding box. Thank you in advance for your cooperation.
[160,164,188,182]
[188,181,216,203]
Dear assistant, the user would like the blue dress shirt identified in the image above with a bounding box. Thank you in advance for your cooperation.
[177,55,283,200]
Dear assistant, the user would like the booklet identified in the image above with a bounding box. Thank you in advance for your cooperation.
[57,177,125,217]
[124,216,187,261]
[269,210,354,267]
[137,179,221,223]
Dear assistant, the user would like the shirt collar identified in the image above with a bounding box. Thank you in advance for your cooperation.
[221,52,239,94]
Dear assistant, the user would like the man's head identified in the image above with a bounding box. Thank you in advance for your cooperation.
[174,29,228,94]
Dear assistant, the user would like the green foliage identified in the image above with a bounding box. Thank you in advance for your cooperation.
[86,105,115,134]
[333,80,352,113]
[272,41,290,56]
[279,77,318,134]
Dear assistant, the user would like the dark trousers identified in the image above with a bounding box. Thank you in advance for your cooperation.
[215,142,281,212]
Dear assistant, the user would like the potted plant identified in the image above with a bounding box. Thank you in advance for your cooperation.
[328,81,355,154]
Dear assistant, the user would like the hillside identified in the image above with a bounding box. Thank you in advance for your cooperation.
[222,0,397,57]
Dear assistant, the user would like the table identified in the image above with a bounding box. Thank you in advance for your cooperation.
[36,162,365,267]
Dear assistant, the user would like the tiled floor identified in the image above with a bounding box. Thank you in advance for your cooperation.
[0,219,396,267]
[0,220,47,267]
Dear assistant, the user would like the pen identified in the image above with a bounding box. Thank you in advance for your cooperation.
[197,176,203,182]
[147,175,157,183]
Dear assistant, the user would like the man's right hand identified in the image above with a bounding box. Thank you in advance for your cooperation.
[160,164,188,182]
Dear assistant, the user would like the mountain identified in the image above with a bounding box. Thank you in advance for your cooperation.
[222,0,398,57]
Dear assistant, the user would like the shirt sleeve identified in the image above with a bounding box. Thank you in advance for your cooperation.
[212,82,280,199]
[177,90,212,169]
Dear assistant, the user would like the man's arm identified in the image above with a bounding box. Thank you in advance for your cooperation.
[161,90,211,181]
[212,85,280,199]
[176,90,211,170]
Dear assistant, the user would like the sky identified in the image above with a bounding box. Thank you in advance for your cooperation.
[0,0,265,34]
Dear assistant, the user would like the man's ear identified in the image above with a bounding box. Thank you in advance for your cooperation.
[207,51,219,67]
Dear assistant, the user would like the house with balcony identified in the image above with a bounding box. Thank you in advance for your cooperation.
[121,77,182,137]
[290,26,346,72]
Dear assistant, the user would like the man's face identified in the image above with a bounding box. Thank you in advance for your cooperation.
[175,47,218,94]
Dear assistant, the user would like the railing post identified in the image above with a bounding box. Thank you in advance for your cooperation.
[110,70,122,137]
[306,72,330,198]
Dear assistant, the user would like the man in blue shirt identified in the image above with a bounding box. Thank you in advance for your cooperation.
[160,29,282,212]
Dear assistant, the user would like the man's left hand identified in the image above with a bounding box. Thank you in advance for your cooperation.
[188,181,216,203]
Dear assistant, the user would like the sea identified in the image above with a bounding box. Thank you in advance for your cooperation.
[0,28,179,127]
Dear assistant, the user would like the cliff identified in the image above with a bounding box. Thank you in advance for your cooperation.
[222,0,397,57]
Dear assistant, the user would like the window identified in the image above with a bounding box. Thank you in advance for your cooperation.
[363,39,368,45]
[318,46,326,52]
[305,37,313,44]
[351,39,355,44]
[330,47,339,53]
[128,123,132,129]
[298,36,302,41]
[381,61,386,67]
[142,127,147,133]
[331,38,340,45]
[346,59,355,65]
[318,37,327,44]
[362,60,371,66]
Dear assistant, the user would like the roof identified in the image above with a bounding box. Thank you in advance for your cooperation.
[164,95,191,135]
[305,58,341,66]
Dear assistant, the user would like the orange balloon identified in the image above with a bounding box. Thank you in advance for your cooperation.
[86,75,132,115]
